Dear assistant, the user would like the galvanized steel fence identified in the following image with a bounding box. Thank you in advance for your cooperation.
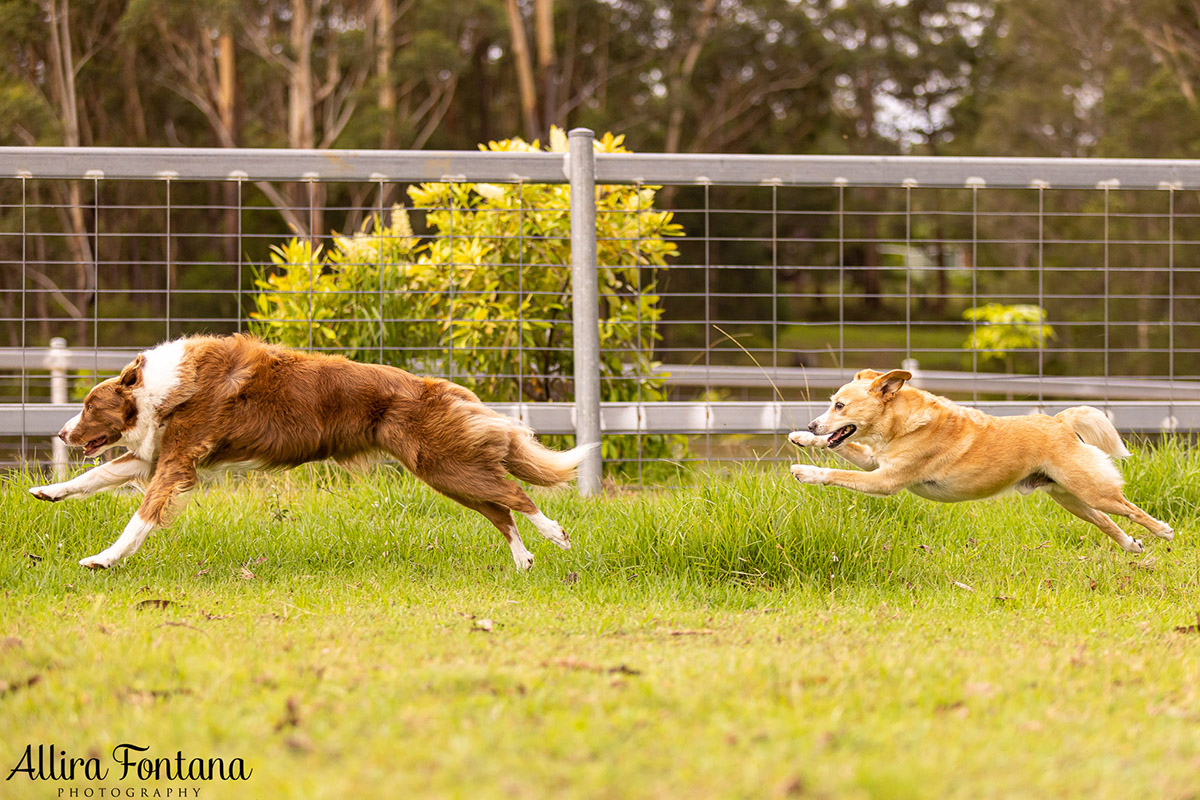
[4,130,1200,488]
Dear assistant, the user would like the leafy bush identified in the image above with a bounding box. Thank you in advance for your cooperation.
[962,303,1055,371]
[251,127,685,470]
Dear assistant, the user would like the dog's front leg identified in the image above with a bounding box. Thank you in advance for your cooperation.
[79,456,198,570]
[830,448,878,472]
[788,430,829,449]
[789,431,879,470]
[78,510,158,570]
[825,443,878,470]
[790,464,906,497]
[30,453,150,503]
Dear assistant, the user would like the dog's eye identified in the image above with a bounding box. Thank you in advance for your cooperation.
[86,404,93,411]
[834,402,845,410]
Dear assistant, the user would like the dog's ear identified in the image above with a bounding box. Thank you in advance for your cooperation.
[118,354,146,389]
[854,368,883,381]
[869,369,911,401]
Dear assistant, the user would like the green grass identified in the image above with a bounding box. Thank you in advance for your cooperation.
[3,443,1200,799]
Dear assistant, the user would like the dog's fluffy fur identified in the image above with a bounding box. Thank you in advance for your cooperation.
[30,334,595,570]
[788,368,1173,553]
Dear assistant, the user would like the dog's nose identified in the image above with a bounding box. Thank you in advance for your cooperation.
[57,429,67,443]
[807,420,819,433]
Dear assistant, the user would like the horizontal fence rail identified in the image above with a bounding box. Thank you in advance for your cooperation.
[10,347,1200,402]
[6,347,1199,430]
[594,153,1200,189]
[11,146,1200,188]
[2,134,1197,485]
[0,147,572,183]
[10,401,1191,437]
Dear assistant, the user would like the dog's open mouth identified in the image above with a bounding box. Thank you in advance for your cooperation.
[82,435,112,458]
[826,424,857,449]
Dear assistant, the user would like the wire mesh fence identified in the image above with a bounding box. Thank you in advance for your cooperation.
[4,137,1200,485]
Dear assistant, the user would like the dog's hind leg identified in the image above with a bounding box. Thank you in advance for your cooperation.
[422,462,572,559]
[1049,458,1174,542]
[1046,487,1144,554]
[473,478,572,551]
[444,493,535,570]
[1113,498,1173,541]
[1075,494,1173,541]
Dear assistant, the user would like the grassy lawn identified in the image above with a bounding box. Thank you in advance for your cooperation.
[3,443,1200,799]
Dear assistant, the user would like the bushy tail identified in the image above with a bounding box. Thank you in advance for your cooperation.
[1057,406,1131,459]
[506,426,600,487]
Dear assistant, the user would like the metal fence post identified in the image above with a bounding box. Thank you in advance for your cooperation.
[568,127,602,496]
[47,337,68,479]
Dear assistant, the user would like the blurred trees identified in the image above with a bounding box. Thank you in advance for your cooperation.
[0,1,1003,158]
[7,0,1200,194]
[2,0,1199,375]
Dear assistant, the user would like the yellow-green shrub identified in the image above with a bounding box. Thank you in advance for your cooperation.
[251,127,685,469]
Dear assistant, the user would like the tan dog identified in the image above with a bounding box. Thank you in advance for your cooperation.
[788,369,1173,553]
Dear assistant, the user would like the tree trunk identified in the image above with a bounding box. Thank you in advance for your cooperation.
[505,0,538,140]
[121,41,148,143]
[288,0,315,150]
[45,0,95,343]
[859,191,882,313]
[665,0,717,154]
[535,0,556,132]
[219,27,239,265]
[933,218,947,315]
[377,0,396,149]
[473,37,492,143]
[288,0,322,240]
[218,29,236,137]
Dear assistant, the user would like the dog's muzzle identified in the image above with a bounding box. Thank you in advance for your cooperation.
[825,424,857,448]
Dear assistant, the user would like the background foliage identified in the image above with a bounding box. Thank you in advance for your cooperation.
[5,0,1200,379]
[962,303,1056,370]
[251,127,685,468]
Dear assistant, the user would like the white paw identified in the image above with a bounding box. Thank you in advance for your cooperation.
[1155,525,1175,541]
[788,431,828,448]
[30,484,68,502]
[511,549,535,571]
[790,463,827,484]
[1122,538,1145,555]
[79,553,116,570]
[527,512,571,550]
[543,523,571,551]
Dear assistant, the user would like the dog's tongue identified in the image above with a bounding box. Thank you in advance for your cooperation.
[829,425,854,447]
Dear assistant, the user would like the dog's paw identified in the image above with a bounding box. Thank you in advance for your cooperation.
[545,524,571,550]
[528,512,571,550]
[79,553,115,570]
[1122,537,1145,555]
[508,540,535,571]
[539,521,571,550]
[29,485,65,502]
[788,431,828,448]
[790,463,827,485]
[1154,525,1175,541]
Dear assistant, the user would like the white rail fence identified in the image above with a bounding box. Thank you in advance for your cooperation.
[5,343,1197,481]
[4,133,1200,488]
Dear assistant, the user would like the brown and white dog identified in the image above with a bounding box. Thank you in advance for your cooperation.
[788,368,1174,554]
[29,334,595,570]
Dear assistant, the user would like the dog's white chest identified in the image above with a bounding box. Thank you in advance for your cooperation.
[121,340,186,460]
